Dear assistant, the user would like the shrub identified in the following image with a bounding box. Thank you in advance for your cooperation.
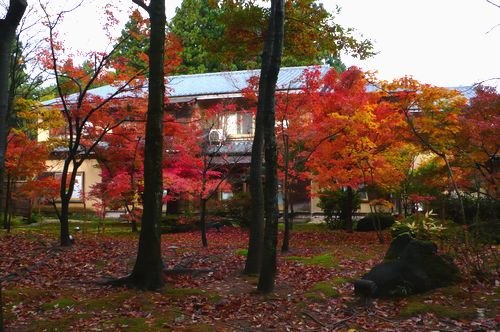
[391,211,446,241]
[356,213,395,231]
[223,192,252,228]
[317,188,360,230]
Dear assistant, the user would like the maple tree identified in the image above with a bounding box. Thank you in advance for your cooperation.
[2,131,47,231]
[457,85,499,199]
[91,124,145,232]
[380,78,469,224]
[37,3,148,246]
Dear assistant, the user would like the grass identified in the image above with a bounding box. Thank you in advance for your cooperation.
[286,253,338,268]
[15,219,136,237]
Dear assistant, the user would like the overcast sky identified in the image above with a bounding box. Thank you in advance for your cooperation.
[42,0,500,88]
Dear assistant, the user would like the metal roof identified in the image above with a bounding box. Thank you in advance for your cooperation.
[41,65,475,106]
[42,65,330,106]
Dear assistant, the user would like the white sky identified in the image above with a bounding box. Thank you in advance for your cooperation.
[28,0,500,88]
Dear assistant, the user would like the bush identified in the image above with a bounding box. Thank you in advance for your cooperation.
[391,211,446,241]
[317,188,360,230]
[356,213,395,232]
[431,196,499,244]
[161,214,198,233]
[223,192,252,228]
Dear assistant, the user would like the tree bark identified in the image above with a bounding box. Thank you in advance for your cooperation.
[0,3,26,329]
[0,0,27,227]
[257,0,285,294]
[200,198,208,247]
[244,0,276,275]
[281,134,290,252]
[343,186,354,233]
[0,282,3,332]
[127,0,166,290]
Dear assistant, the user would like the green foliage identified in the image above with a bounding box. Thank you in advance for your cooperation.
[221,192,252,228]
[434,196,499,243]
[356,213,395,231]
[170,0,227,73]
[170,0,370,72]
[317,188,360,229]
[113,10,149,72]
[391,211,446,241]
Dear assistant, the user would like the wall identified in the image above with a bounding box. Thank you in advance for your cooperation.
[45,158,101,211]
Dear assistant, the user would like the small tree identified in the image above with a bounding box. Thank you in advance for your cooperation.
[38,3,146,246]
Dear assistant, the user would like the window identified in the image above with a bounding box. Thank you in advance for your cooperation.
[224,112,253,136]
[221,192,233,200]
[237,112,253,135]
[49,172,85,201]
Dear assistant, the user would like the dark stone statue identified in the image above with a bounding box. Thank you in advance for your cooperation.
[355,236,460,297]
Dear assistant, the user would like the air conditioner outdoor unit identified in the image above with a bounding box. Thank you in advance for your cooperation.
[209,129,225,145]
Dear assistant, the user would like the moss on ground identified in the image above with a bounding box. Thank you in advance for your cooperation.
[399,301,477,320]
[160,287,207,297]
[234,249,248,256]
[286,253,338,268]
[3,287,50,305]
[304,280,342,302]
[113,317,148,331]
[41,297,78,310]
[26,313,92,332]
[83,291,135,311]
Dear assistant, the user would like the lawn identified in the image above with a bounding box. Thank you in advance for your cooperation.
[0,221,498,331]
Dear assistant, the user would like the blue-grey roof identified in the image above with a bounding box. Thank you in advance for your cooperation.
[41,65,476,106]
[42,65,330,106]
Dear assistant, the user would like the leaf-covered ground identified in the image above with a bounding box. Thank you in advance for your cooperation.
[1,222,498,331]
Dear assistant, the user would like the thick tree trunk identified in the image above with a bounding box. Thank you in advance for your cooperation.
[257,0,285,294]
[0,0,27,225]
[244,0,276,276]
[128,0,166,290]
[200,198,208,247]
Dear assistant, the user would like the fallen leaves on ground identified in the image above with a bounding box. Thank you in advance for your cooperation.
[0,226,498,331]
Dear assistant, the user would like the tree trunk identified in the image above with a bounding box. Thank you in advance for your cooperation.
[0,282,3,332]
[343,186,354,233]
[59,196,72,246]
[0,0,27,224]
[131,218,138,232]
[443,156,467,225]
[128,0,166,290]
[244,0,276,276]
[200,197,208,247]
[257,0,285,294]
[281,134,290,252]
[2,176,10,230]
